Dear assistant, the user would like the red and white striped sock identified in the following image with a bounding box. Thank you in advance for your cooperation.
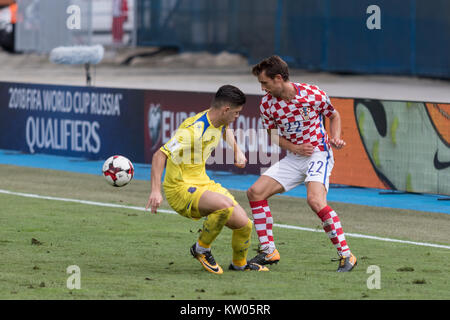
[316,206,351,257]
[249,200,275,253]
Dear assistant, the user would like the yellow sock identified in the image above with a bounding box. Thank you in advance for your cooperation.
[231,219,252,267]
[198,206,234,248]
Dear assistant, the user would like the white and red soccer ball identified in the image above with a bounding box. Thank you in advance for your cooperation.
[102,155,134,187]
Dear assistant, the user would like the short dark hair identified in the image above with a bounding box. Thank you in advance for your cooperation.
[252,55,289,81]
[211,85,246,109]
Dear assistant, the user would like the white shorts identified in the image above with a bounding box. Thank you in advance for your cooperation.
[262,149,334,192]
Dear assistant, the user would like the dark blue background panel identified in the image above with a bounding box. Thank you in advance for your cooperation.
[136,0,450,79]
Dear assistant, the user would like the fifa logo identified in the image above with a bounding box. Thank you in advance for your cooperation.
[148,104,162,151]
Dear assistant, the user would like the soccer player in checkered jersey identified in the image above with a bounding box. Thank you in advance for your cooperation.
[247,56,357,272]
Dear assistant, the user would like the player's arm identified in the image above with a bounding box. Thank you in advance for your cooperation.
[223,127,247,168]
[268,129,315,157]
[145,149,167,214]
[321,93,345,149]
[146,126,193,213]
[328,110,346,149]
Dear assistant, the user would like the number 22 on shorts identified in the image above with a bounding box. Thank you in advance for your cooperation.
[307,161,324,176]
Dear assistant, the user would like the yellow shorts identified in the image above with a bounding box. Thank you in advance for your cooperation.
[163,180,237,220]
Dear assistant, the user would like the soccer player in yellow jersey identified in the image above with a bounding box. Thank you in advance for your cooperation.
[146,85,268,274]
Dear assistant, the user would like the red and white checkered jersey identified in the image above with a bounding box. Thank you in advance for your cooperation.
[259,82,336,151]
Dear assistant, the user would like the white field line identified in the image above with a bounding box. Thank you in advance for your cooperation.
[1,188,449,250]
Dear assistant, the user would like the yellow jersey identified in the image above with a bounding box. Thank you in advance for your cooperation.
[160,110,225,188]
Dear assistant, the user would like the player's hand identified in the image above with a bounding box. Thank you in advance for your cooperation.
[234,148,247,168]
[330,138,346,149]
[291,143,314,157]
[146,191,163,214]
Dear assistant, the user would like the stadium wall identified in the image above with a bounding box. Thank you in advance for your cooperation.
[136,0,450,79]
[1,81,449,195]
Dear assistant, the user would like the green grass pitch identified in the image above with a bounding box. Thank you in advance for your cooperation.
[0,164,449,300]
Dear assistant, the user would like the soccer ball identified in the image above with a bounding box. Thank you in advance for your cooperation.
[102,155,134,187]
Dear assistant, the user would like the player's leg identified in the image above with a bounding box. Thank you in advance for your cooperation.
[305,181,328,213]
[192,190,268,273]
[247,175,285,201]
[247,156,306,265]
[199,189,268,271]
[223,203,267,271]
[190,190,235,274]
[196,190,235,250]
[305,152,357,272]
[246,175,283,263]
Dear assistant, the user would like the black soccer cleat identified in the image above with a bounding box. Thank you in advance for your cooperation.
[248,249,280,266]
[228,262,269,272]
[337,253,357,272]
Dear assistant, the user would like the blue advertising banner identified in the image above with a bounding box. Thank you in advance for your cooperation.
[0,82,146,163]
[1,81,448,195]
